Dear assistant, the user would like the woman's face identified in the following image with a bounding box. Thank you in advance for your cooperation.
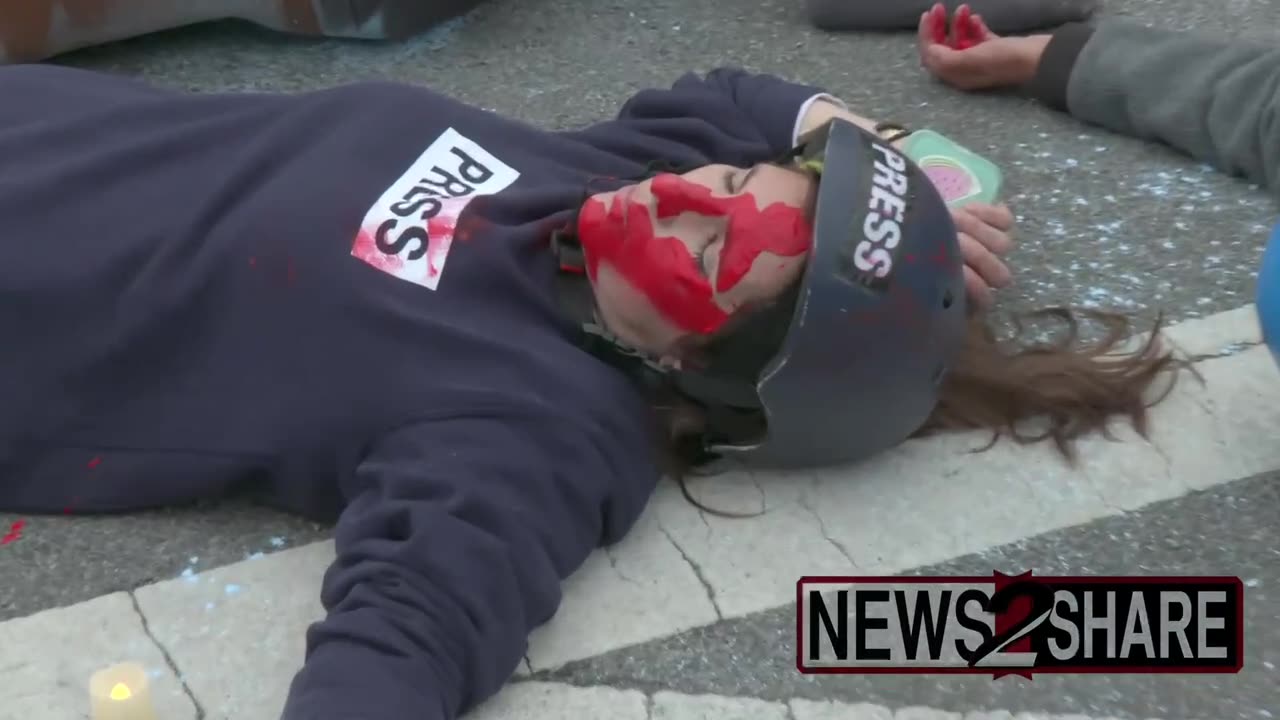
[578,163,816,363]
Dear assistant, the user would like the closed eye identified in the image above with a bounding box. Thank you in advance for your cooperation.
[694,244,711,277]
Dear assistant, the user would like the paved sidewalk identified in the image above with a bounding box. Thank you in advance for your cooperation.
[3,0,1280,715]
[6,0,1280,627]
[3,305,1275,719]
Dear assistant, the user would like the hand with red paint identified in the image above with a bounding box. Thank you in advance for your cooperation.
[917,3,1051,92]
[952,202,1015,308]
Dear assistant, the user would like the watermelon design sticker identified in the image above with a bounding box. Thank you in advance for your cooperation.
[918,155,981,205]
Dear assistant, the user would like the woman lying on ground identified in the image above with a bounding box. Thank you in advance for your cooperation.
[0,64,1186,719]
[917,3,1280,195]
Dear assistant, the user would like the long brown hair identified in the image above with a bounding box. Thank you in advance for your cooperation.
[663,305,1198,516]
[914,305,1196,456]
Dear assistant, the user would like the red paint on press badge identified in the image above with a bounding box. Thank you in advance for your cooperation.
[355,197,469,285]
[425,213,458,278]
[1,519,25,545]
[352,229,406,274]
[577,174,811,335]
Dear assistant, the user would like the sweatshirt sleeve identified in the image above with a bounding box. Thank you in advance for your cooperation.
[575,67,833,169]
[1026,19,1280,193]
[279,405,659,720]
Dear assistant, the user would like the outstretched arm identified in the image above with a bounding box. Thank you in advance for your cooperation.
[280,402,658,719]
[1030,21,1280,192]
[920,13,1280,193]
[571,67,844,168]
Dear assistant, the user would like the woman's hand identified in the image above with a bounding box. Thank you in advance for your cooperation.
[954,202,1015,308]
[916,3,1052,92]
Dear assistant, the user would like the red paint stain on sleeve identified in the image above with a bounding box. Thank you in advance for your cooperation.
[87,456,101,469]
[1,519,26,545]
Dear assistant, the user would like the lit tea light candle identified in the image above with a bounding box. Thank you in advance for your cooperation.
[89,662,159,720]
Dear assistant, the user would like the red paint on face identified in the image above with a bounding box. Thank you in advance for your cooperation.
[651,174,811,294]
[1,519,25,545]
[577,173,811,335]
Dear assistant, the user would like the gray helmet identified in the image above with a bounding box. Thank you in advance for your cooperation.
[669,117,968,468]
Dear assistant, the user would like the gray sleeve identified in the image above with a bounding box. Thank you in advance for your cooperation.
[1057,19,1280,193]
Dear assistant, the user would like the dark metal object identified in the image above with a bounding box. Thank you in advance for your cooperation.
[0,0,486,63]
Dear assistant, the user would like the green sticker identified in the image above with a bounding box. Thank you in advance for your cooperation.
[901,130,1003,207]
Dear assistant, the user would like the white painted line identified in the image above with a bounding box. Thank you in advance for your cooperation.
[0,305,1272,717]
[1161,303,1262,355]
[473,684,1191,720]
[791,697,894,720]
[652,690,788,720]
[131,541,332,720]
[529,306,1276,668]
[470,684,1193,720]
[896,707,962,720]
[467,682,647,719]
[0,592,197,719]
[526,505,718,671]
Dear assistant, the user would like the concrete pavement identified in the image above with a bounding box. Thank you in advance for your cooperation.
[3,305,1277,719]
[1,0,1279,717]
[5,0,1280,625]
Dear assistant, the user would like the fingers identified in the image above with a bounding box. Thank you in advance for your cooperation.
[927,2,949,45]
[920,38,1002,91]
[963,265,993,310]
[917,9,934,53]
[953,5,976,50]
[921,42,976,83]
[962,202,1015,231]
[918,3,947,61]
[958,229,1012,292]
[918,3,990,51]
[918,2,1015,91]
[918,3,976,83]
[952,207,1015,257]
[972,13,998,41]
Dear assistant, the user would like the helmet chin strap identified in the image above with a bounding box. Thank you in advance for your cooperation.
[549,227,744,471]
[550,228,672,396]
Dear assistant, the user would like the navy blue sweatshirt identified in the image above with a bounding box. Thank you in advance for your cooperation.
[0,64,826,718]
